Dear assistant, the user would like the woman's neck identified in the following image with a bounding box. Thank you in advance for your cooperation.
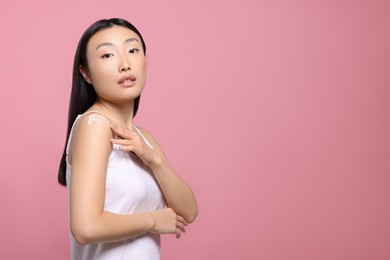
[91,99,134,128]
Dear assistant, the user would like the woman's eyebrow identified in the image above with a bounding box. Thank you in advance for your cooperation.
[124,37,139,44]
[96,38,139,50]
[96,42,113,50]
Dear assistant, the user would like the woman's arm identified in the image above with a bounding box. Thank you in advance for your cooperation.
[69,114,186,245]
[111,124,199,223]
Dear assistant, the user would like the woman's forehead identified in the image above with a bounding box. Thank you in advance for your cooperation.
[88,26,141,50]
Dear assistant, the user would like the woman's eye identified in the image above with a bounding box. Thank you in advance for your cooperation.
[129,48,139,54]
[101,53,113,59]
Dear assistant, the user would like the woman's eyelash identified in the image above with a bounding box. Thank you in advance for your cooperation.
[101,53,113,59]
[101,49,138,58]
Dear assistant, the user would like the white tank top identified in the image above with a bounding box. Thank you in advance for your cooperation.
[65,111,164,260]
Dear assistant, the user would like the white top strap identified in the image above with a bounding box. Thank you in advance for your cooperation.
[133,125,154,150]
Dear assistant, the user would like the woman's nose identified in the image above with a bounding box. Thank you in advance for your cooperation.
[119,56,131,72]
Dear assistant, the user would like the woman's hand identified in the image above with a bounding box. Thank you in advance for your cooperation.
[150,208,188,239]
[110,123,161,166]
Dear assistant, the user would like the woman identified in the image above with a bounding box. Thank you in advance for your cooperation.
[58,18,198,259]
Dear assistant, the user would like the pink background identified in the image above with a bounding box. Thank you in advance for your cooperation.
[0,0,389,259]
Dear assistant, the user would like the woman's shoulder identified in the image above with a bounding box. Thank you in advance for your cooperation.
[73,111,112,138]
[133,125,164,150]
[79,110,112,126]
[68,111,113,164]
[134,125,154,140]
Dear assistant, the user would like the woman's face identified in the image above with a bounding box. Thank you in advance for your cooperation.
[81,25,146,104]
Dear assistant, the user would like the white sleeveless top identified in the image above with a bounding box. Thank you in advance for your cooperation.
[66,111,164,260]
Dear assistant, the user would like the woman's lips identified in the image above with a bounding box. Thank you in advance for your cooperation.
[118,75,136,87]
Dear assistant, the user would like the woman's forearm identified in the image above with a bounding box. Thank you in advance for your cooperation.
[149,158,198,223]
[71,211,155,245]
[71,206,186,245]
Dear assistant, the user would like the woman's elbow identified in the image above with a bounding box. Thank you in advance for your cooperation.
[71,222,96,245]
[185,207,199,224]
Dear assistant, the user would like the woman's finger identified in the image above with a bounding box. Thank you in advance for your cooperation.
[176,215,188,226]
[176,221,186,233]
[175,226,184,239]
[110,123,133,139]
[111,139,133,145]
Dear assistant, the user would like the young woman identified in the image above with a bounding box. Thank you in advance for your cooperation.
[58,18,198,259]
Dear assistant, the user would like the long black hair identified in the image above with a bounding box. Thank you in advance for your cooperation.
[58,18,147,186]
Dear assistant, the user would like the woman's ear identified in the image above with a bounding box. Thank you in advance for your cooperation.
[79,65,92,84]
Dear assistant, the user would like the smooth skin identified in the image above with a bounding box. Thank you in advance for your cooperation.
[69,25,198,245]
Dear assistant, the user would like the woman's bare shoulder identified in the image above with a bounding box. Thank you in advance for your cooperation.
[79,111,112,128]
[134,125,156,141]
[134,125,167,154]
[71,112,113,146]
[70,110,108,133]
[68,112,112,164]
